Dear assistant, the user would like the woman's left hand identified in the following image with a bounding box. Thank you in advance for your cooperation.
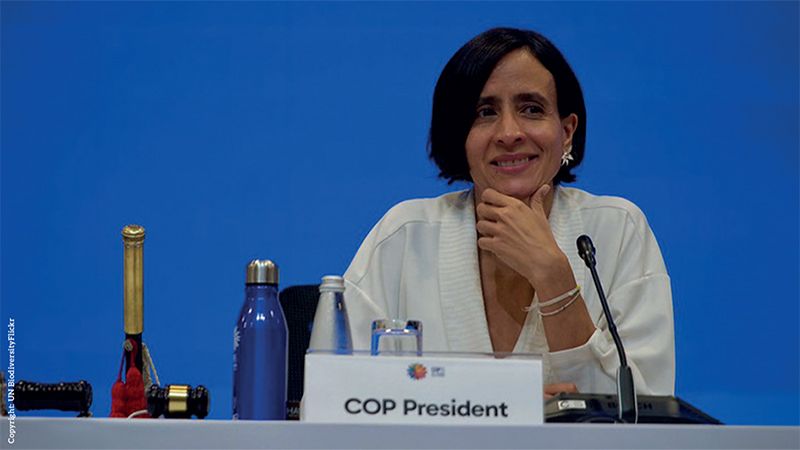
[544,382,579,400]
[475,185,570,288]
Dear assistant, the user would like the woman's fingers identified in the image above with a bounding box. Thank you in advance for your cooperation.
[477,236,494,252]
[544,382,579,397]
[476,219,501,237]
[477,186,565,285]
[480,188,516,207]
[475,202,502,222]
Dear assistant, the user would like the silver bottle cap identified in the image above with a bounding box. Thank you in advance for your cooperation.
[246,259,279,285]
[319,275,345,292]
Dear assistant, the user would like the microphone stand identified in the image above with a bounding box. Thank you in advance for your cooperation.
[577,235,638,423]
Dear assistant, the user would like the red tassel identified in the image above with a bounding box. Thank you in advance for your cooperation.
[124,341,149,418]
[110,339,151,418]
[125,367,147,413]
[110,352,127,417]
[110,380,127,417]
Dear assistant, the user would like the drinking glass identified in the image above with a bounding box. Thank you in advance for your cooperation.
[370,319,423,356]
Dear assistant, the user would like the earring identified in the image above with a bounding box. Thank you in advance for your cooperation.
[561,146,574,166]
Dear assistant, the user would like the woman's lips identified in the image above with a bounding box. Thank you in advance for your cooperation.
[491,155,538,174]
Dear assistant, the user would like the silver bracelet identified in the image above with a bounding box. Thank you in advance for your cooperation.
[522,286,581,313]
[538,290,581,317]
[538,285,581,308]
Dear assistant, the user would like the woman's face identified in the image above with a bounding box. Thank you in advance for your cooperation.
[465,49,578,201]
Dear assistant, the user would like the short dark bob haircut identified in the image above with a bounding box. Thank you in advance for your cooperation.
[428,27,586,185]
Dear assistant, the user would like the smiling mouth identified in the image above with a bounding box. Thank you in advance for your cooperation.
[491,156,537,167]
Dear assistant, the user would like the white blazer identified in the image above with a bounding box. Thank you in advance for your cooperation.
[312,186,675,395]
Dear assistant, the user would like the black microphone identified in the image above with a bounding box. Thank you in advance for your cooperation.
[576,235,638,423]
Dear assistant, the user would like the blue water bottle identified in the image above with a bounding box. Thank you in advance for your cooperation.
[232,259,287,420]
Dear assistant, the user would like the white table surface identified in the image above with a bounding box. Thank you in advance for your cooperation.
[2,417,798,449]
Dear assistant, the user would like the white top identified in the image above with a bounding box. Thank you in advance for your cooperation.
[315,186,675,395]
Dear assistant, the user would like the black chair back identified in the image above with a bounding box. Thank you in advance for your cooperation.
[279,284,319,419]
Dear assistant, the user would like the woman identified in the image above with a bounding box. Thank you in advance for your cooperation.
[316,27,674,397]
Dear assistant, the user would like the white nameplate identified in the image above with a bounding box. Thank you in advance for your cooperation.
[302,353,543,425]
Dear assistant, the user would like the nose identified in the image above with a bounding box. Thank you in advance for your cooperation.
[494,112,525,147]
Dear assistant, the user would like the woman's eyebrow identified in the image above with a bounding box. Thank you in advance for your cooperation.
[516,92,549,105]
[477,92,550,106]
[476,95,498,106]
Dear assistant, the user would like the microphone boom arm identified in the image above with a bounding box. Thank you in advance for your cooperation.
[577,235,638,423]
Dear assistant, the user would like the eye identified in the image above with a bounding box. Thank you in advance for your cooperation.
[476,106,497,118]
[522,104,544,116]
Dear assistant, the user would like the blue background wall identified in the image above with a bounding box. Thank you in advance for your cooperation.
[1,2,797,424]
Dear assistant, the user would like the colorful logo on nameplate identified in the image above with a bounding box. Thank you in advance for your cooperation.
[407,363,427,380]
